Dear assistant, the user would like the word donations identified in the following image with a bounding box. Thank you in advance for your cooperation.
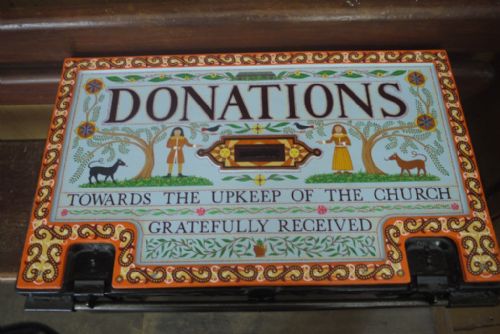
[106,82,407,123]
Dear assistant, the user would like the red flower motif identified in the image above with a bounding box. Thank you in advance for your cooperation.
[317,205,328,215]
[61,209,68,217]
[196,207,206,216]
[451,203,460,210]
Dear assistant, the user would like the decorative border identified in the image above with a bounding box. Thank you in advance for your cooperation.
[17,50,500,290]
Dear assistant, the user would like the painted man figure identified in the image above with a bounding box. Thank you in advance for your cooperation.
[165,127,197,177]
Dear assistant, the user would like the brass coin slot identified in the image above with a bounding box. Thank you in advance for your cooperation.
[234,144,285,162]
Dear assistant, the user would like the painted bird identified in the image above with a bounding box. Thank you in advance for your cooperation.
[201,125,222,132]
[294,122,315,130]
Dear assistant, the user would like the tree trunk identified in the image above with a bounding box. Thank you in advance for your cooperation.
[134,144,155,179]
[361,139,386,175]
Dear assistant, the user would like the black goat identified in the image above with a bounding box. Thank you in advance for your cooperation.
[88,159,127,184]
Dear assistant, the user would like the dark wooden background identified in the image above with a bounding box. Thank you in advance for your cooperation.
[1,0,499,286]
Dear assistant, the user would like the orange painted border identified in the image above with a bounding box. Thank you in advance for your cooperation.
[17,50,500,291]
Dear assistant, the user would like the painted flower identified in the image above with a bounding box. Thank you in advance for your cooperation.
[61,209,69,217]
[406,71,426,87]
[254,174,266,186]
[317,205,328,215]
[289,147,300,159]
[251,124,264,134]
[451,203,460,210]
[219,147,231,159]
[76,121,96,139]
[294,70,302,76]
[196,207,206,216]
[416,114,436,131]
[85,79,104,95]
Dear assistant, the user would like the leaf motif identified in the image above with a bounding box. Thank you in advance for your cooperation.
[342,72,363,78]
[106,76,125,82]
[125,75,145,81]
[237,175,252,181]
[203,74,225,80]
[175,73,196,80]
[276,71,288,79]
[390,70,406,76]
[369,70,387,76]
[149,76,171,82]
[316,70,337,76]
[289,73,310,79]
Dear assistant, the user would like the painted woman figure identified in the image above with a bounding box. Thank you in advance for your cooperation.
[166,127,197,177]
[317,124,353,173]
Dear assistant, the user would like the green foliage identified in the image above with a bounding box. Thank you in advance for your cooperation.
[288,72,310,79]
[221,175,253,182]
[385,136,398,150]
[221,174,298,182]
[125,75,145,81]
[264,122,288,133]
[297,117,448,177]
[276,71,288,79]
[70,109,208,183]
[69,147,94,184]
[266,235,376,258]
[341,71,363,78]
[203,74,225,80]
[316,70,337,76]
[305,172,440,184]
[143,235,377,260]
[103,68,408,85]
[106,76,126,82]
[268,174,299,181]
[80,175,213,188]
[425,140,449,176]
[369,70,387,76]
[148,76,171,82]
[175,73,196,80]
[145,237,254,260]
[68,202,452,219]
[390,70,406,76]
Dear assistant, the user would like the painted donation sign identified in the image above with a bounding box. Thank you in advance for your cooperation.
[18,50,500,290]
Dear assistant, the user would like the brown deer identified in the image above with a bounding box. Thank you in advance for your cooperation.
[386,151,427,176]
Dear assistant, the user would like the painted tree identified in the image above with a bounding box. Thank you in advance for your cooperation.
[309,71,448,176]
[69,79,209,184]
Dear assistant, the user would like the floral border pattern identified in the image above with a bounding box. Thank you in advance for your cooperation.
[18,50,500,290]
